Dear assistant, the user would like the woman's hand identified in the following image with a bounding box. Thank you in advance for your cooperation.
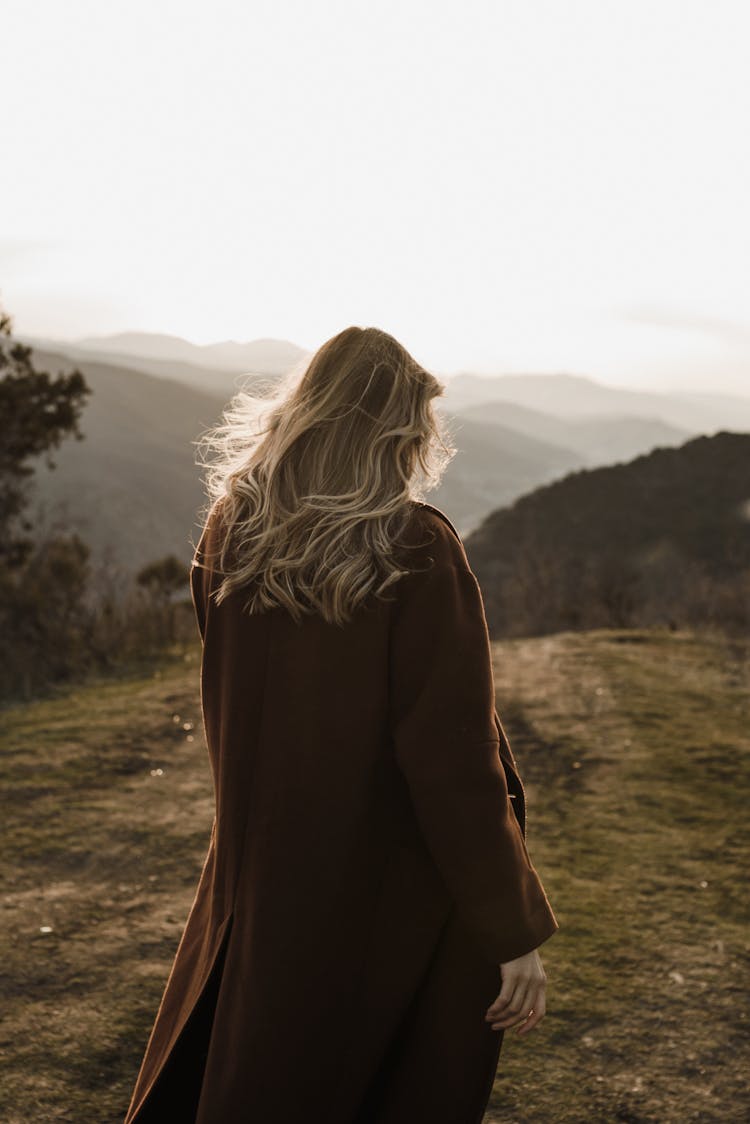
[485,948,547,1035]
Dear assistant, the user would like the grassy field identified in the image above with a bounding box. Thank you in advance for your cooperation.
[1,628,748,1123]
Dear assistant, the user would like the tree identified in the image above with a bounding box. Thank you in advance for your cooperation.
[0,303,91,567]
[0,302,92,697]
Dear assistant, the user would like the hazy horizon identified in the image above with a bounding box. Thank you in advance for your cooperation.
[12,322,749,401]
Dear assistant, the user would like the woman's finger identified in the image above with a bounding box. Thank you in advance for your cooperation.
[489,981,534,1029]
[516,989,546,1035]
[488,984,528,1029]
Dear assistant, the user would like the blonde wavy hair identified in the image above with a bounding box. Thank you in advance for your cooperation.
[193,325,457,626]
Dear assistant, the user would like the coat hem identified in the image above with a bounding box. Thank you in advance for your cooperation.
[123,908,235,1124]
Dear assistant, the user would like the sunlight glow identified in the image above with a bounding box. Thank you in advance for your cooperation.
[2,0,749,393]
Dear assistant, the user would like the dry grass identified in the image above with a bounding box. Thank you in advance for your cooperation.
[486,628,750,1123]
[0,629,748,1122]
[0,649,214,1124]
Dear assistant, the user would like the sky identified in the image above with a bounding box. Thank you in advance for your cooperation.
[2,0,749,394]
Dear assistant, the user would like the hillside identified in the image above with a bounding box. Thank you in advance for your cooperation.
[464,432,750,635]
[1,629,748,1121]
[25,348,229,572]
[454,398,691,465]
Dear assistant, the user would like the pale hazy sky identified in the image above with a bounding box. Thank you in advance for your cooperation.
[2,0,749,393]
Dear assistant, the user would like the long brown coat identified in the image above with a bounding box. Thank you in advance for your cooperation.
[124,500,559,1124]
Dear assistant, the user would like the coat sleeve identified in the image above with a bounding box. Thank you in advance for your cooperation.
[388,558,560,964]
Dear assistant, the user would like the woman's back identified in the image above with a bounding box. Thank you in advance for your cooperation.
[125,499,557,1123]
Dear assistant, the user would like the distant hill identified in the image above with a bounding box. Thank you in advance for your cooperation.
[26,348,229,573]
[451,398,692,467]
[17,333,304,400]
[443,372,750,432]
[464,431,750,636]
[56,331,309,374]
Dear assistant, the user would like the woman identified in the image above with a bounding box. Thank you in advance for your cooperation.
[124,326,559,1124]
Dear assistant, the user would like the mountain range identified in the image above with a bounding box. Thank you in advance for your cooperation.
[18,331,750,574]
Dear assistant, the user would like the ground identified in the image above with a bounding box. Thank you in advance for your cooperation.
[1,628,748,1123]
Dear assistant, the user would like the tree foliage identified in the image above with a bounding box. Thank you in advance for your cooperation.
[0,304,91,566]
[136,555,191,599]
[0,303,94,696]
